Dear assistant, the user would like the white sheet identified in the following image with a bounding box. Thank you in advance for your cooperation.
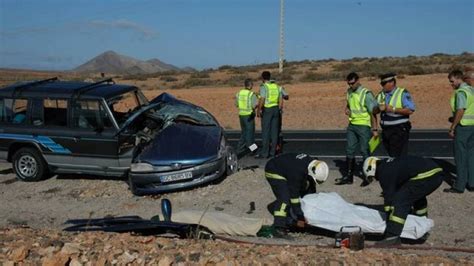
[301,192,433,239]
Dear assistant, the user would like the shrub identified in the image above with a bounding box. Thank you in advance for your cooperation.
[218,65,234,71]
[273,72,294,83]
[190,72,210,79]
[183,78,213,88]
[225,75,248,86]
[159,76,178,82]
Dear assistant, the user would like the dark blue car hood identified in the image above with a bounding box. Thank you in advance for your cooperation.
[136,122,222,166]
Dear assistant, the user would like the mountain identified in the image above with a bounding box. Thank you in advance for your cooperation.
[73,51,180,74]
[146,59,180,71]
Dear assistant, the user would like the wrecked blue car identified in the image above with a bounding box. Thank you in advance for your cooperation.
[126,93,238,195]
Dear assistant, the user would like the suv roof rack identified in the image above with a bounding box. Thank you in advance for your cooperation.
[74,78,115,98]
[12,77,59,96]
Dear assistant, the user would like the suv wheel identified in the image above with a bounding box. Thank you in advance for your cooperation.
[225,146,238,175]
[12,147,48,182]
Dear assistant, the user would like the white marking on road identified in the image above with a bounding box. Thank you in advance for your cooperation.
[309,155,454,160]
[228,138,450,142]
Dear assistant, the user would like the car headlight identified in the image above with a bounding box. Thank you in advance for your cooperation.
[131,163,154,172]
[218,137,226,158]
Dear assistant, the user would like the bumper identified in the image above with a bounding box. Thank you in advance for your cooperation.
[129,158,225,195]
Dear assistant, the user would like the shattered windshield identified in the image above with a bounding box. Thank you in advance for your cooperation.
[107,90,148,127]
[154,103,217,126]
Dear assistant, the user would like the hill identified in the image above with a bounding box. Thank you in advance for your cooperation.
[73,50,180,74]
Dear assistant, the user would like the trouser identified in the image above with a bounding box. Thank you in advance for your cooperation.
[385,172,444,236]
[276,110,283,154]
[453,125,474,191]
[237,114,255,154]
[381,122,411,157]
[265,173,303,228]
[260,106,280,157]
[346,124,371,159]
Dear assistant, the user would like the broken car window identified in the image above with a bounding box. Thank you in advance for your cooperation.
[107,90,147,127]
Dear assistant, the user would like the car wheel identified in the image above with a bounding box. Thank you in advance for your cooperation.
[12,147,48,182]
[128,173,142,196]
[225,146,238,175]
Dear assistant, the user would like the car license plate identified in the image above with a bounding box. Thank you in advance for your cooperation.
[160,172,193,183]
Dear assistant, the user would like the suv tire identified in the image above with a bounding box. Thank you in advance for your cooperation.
[12,147,48,182]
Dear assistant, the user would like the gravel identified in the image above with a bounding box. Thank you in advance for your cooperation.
[1,160,474,263]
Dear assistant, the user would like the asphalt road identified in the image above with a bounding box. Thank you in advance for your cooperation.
[225,129,455,169]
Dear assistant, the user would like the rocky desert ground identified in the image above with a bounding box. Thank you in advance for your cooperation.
[1,160,473,264]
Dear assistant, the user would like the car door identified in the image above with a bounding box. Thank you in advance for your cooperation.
[53,99,125,176]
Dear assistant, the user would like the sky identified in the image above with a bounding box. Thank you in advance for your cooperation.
[0,0,473,71]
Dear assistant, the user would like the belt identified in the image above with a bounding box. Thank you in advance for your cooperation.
[381,119,410,126]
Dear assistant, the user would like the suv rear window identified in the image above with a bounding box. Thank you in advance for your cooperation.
[0,98,28,124]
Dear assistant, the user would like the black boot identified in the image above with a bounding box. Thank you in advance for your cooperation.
[336,158,354,185]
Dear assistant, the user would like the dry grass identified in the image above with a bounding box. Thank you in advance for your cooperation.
[0,53,472,130]
[141,73,454,130]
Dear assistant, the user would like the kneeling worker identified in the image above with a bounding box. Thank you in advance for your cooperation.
[363,156,444,246]
[265,153,329,237]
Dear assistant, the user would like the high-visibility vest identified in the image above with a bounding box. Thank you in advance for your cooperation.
[237,89,254,116]
[376,87,410,126]
[263,82,280,108]
[450,84,474,126]
[347,87,371,126]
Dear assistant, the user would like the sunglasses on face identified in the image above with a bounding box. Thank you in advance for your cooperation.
[347,81,357,86]
[380,81,388,86]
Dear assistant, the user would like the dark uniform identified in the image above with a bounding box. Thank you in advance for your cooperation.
[376,156,444,237]
[264,153,316,228]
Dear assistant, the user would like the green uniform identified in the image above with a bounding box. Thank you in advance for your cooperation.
[236,88,258,154]
[346,85,377,159]
[450,83,474,191]
[259,81,281,158]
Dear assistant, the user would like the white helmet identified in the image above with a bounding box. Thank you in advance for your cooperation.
[308,160,329,184]
[363,156,380,178]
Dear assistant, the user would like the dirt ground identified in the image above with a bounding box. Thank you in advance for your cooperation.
[1,160,473,264]
[140,73,454,130]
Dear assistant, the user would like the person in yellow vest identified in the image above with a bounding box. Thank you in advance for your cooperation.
[336,72,378,185]
[255,71,283,159]
[444,70,474,193]
[235,78,258,156]
[374,73,415,157]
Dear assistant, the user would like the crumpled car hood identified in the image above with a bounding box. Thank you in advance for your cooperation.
[136,122,222,166]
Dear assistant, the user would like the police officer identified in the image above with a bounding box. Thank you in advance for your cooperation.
[235,78,258,156]
[265,153,329,237]
[336,72,378,185]
[444,70,474,193]
[374,73,415,157]
[256,71,283,159]
[362,156,444,246]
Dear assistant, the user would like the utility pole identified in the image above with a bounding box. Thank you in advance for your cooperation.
[279,0,284,73]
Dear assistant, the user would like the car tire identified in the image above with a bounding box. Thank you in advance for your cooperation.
[128,173,142,196]
[12,147,48,182]
[225,146,238,176]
